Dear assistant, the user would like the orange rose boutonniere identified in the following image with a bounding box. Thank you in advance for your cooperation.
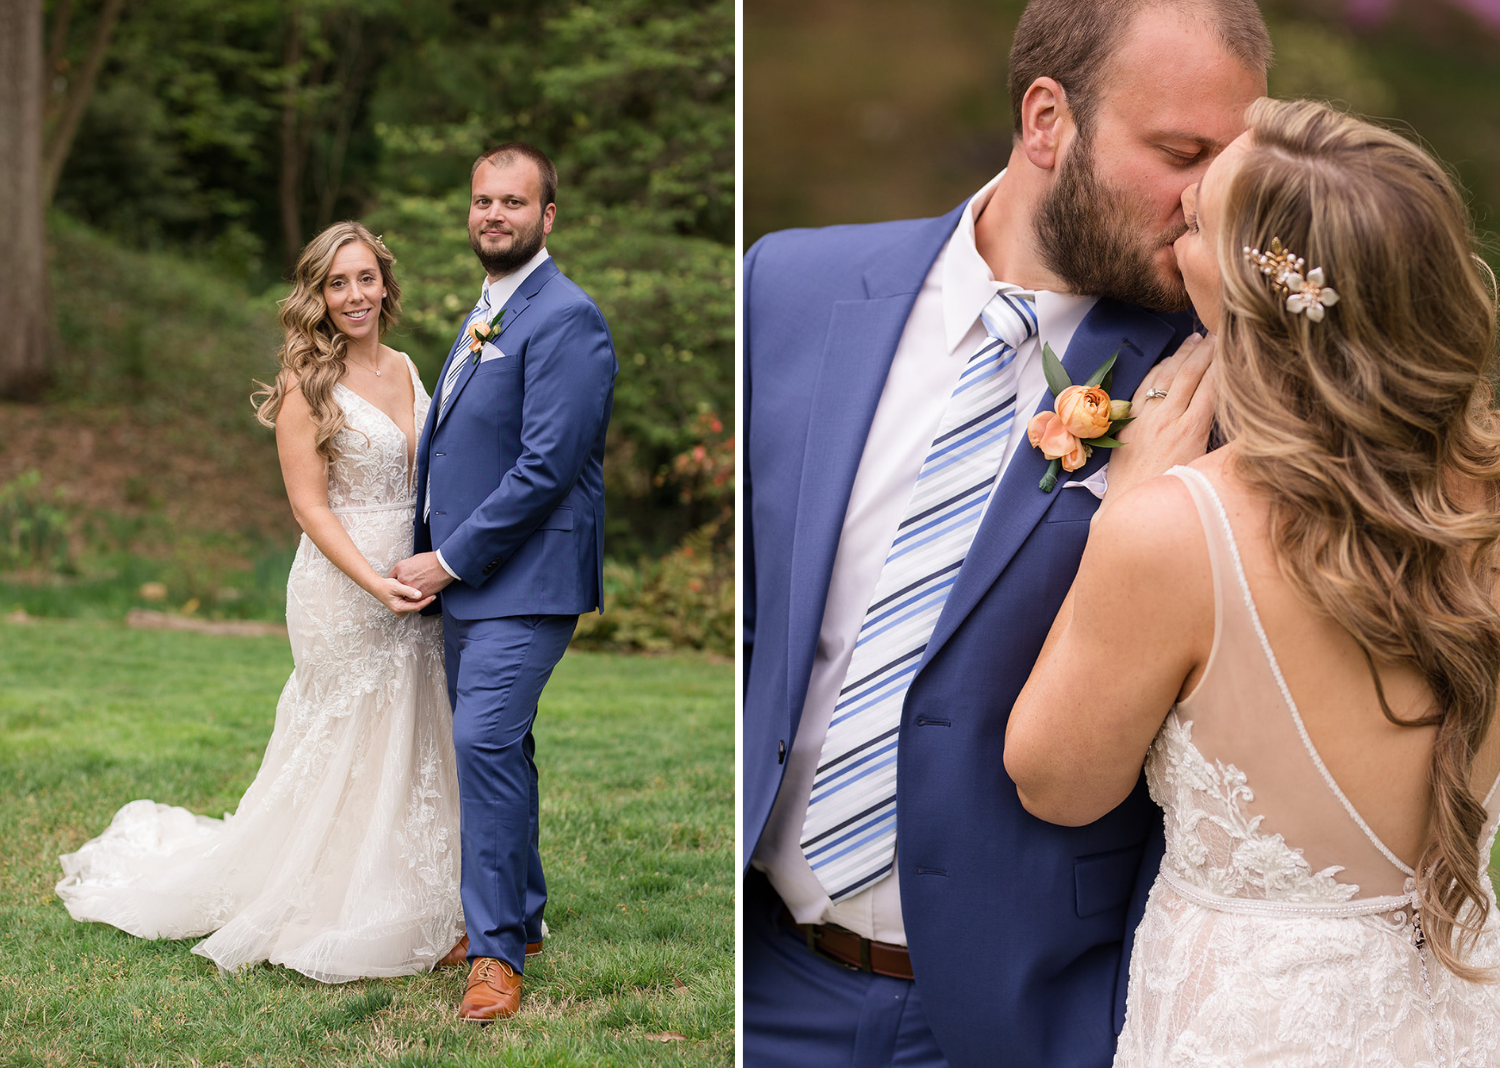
[468,308,508,362]
[1026,344,1134,492]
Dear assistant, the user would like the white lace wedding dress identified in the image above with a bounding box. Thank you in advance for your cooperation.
[57,357,464,983]
[1114,467,1500,1067]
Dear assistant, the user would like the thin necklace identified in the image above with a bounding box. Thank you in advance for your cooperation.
[347,350,382,377]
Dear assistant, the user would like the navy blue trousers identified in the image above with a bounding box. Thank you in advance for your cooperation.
[743,870,951,1068]
[443,611,576,971]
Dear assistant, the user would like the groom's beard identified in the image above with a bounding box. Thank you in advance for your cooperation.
[470,215,547,277]
[1035,132,1191,313]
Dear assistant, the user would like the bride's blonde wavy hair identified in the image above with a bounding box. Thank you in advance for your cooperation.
[253,222,402,461]
[1216,97,1500,978]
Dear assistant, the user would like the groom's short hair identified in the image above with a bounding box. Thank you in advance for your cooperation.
[1008,0,1271,136]
[472,142,558,209]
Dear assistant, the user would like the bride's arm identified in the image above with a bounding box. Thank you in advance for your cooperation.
[1003,475,1213,826]
[276,377,433,616]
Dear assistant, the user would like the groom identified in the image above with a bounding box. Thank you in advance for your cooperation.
[395,142,616,1022]
[742,0,1266,1065]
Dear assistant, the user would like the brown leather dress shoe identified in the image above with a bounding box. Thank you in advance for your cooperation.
[459,957,522,1022]
[438,934,470,968]
[437,934,544,968]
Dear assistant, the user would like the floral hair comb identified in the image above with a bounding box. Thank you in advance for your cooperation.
[1243,237,1340,322]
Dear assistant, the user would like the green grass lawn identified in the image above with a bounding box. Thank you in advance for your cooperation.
[0,619,732,1067]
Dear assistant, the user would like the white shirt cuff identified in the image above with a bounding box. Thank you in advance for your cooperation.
[434,549,460,581]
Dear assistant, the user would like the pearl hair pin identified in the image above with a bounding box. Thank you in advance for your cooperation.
[1243,237,1341,323]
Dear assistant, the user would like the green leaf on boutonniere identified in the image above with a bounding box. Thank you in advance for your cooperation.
[1083,351,1118,388]
[1041,342,1072,397]
[1109,416,1136,431]
[1086,436,1127,448]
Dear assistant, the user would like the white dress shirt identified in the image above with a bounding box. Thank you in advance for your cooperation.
[433,246,552,580]
[750,173,1098,943]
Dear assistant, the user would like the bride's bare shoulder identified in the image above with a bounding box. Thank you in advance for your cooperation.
[1083,468,1212,626]
[1093,464,1204,551]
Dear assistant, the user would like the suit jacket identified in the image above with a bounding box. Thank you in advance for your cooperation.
[742,201,1188,1068]
[414,257,617,620]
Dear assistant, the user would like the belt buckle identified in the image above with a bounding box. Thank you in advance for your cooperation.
[805,922,873,973]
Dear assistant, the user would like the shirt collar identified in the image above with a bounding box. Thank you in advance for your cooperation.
[942,170,1008,353]
[481,246,551,311]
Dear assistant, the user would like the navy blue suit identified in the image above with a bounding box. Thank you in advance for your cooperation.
[415,255,616,970]
[743,202,1185,1067]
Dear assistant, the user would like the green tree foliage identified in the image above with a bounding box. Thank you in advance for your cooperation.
[50,0,732,568]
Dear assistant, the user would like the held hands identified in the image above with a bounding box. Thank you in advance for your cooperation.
[390,552,456,604]
[375,576,435,616]
[1101,333,1220,507]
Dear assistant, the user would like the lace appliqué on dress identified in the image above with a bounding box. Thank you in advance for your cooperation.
[1149,713,1357,905]
[1119,713,1500,1067]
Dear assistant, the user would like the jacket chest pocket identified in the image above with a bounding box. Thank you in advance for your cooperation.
[472,354,523,380]
[1043,486,1103,524]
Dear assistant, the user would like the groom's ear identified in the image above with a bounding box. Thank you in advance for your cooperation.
[1019,77,1074,173]
[542,202,556,236]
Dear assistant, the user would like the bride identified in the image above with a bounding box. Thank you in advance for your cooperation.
[1006,98,1500,1065]
[56,221,466,982]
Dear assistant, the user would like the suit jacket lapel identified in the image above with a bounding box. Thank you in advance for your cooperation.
[433,259,559,432]
[784,204,967,734]
[919,299,1182,670]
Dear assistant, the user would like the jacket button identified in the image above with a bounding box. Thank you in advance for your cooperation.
[778,740,786,765]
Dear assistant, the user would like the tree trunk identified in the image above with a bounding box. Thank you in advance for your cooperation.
[0,0,51,400]
[280,10,306,268]
[41,0,125,206]
[315,18,364,230]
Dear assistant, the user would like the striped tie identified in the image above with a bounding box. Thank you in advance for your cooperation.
[425,290,492,521]
[800,288,1038,902]
[441,289,492,415]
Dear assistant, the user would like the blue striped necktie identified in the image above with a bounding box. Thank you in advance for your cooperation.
[441,288,492,416]
[424,289,493,521]
[800,288,1039,902]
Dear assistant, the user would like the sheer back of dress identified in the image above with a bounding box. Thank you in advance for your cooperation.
[1154,466,1500,906]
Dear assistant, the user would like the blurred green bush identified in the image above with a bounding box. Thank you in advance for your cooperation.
[0,472,73,574]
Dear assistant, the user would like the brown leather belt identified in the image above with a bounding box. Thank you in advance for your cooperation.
[779,906,914,980]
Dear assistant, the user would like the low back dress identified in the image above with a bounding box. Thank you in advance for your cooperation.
[1113,465,1500,1068]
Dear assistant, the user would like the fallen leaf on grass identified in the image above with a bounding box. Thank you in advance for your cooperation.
[644,1032,688,1042]
[672,978,688,992]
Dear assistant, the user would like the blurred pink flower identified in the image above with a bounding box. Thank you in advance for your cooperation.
[1347,0,1500,30]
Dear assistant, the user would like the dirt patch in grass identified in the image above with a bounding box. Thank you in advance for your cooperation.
[0,400,298,562]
